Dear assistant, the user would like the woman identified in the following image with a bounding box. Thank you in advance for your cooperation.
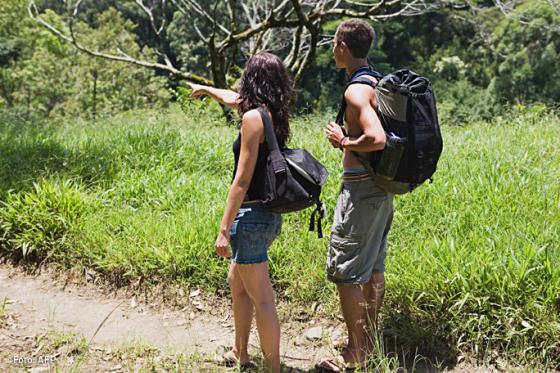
[188,52,293,373]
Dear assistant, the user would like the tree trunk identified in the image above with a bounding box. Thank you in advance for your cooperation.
[209,38,235,122]
[91,68,98,121]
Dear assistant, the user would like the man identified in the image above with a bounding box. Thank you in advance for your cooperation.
[317,19,393,372]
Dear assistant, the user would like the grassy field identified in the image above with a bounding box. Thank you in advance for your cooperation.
[1,103,559,368]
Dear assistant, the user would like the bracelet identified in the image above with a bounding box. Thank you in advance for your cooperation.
[340,136,348,148]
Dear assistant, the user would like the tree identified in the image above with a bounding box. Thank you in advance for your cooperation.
[0,1,169,118]
[28,0,466,91]
[489,0,560,103]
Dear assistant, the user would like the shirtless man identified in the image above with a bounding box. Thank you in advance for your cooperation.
[318,19,394,372]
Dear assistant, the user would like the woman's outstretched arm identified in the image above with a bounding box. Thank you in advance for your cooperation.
[187,82,239,109]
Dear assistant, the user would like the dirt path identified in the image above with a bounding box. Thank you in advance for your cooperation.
[0,265,334,372]
[0,265,510,372]
[0,266,234,352]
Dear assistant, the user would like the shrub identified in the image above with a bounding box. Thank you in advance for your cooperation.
[0,179,95,264]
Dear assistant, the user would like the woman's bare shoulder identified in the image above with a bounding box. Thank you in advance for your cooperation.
[240,109,264,138]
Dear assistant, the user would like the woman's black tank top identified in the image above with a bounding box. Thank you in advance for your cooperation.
[232,133,269,201]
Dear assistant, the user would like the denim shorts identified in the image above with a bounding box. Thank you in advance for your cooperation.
[229,203,282,264]
[326,169,394,285]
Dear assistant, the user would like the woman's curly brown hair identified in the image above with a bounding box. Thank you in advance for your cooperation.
[237,52,293,148]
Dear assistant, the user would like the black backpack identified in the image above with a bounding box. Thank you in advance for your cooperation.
[258,107,329,237]
[336,68,443,194]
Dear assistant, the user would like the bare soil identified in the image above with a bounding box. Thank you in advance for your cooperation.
[0,264,334,372]
[0,264,508,372]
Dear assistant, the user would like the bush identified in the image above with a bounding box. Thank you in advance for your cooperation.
[0,179,95,264]
[434,79,498,125]
[489,0,560,105]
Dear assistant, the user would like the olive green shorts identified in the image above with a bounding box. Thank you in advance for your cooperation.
[326,173,394,285]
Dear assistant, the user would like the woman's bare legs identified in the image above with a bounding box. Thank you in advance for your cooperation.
[236,262,281,373]
[227,262,253,365]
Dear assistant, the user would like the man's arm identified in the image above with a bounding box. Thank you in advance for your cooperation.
[342,84,386,151]
[326,84,386,152]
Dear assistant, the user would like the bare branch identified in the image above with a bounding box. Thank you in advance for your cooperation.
[28,0,212,85]
[241,2,255,24]
[172,0,230,35]
[291,0,311,25]
[135,0,174,68]
[31,0,469,93]
[72,0,84,17]
[285,25,304,68]
[315,0,418,19]
[217,15,301,51]
[273,0,294,16]
[490,0,559,30]
[217,0,454,53]
[193,22,209,42]
[343,0,383,6]
[317,33,335,47]
[294,27,318,84]
[240,1,285,54]
[492,0,517,16]
[135,0,159,36]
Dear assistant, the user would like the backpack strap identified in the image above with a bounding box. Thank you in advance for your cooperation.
[335,70,392,190]
[258,107,287,175]
[309,198,325,238]
[259,107,325,238]
[336,70,383,126]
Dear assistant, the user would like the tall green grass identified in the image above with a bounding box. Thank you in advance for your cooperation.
[0,104,558,366]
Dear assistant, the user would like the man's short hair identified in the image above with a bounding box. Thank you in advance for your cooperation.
[335,19,375,58]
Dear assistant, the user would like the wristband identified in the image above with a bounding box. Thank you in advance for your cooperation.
[340,136,348,148]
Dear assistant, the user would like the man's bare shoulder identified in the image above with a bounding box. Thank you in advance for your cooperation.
[344,77,377,108]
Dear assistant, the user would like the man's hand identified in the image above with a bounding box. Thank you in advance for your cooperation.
[215,231,231,258]
[186,82,207,100]
[325,122,346,148]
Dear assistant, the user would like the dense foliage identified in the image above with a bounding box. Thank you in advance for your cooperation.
[0,1,169,119]
[1,0,558,121]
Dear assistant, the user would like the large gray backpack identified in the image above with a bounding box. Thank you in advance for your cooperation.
[336,68,443,194]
